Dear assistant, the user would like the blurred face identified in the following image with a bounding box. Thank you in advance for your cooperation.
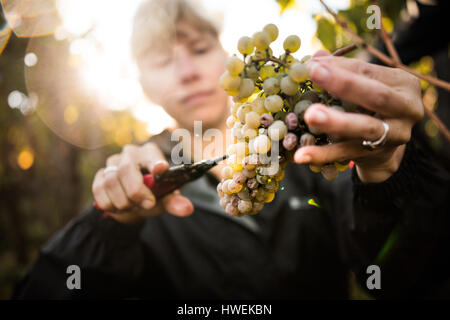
[138,22,229,131]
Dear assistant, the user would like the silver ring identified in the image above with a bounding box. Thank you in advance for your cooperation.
[104,165,118,174]
[362,121,389,150]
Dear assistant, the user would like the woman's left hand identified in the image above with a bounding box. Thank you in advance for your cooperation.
[293,53,424,183]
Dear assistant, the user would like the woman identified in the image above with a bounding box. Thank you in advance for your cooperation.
[14,0,450,299]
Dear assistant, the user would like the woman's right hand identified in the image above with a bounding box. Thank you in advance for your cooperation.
[92,142,194,224]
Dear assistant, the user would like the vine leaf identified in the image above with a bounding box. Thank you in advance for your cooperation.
[276,0,296,14]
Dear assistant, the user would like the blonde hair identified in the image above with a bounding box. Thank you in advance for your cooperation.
[131,0,221,61]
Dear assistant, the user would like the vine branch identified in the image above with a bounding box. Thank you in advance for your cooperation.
[318,0,450,143]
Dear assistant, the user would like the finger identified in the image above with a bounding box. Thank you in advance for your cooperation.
[293,140,376,165]
[304,104,386,141]
[307,60,411,118]
[310,55,414,88]
[103,171,133,211]
[116,152,156,209]
[161,191,194,217]
[106,154,121,167]
[92,168,114,211]
[136,142,169,175]
[312,50,330,58]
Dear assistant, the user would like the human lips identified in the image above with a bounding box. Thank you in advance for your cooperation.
[182,89,215,107]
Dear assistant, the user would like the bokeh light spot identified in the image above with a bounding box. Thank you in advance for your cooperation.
[17,148,34,170]
[24,52,38,67]
[8,90,24,108]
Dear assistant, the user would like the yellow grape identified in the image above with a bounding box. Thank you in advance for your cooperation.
[226,56,245,76]
[253,31,271,50]
[280,76,299,96]
[237,78,255,99]
[283,35,301,53]
[289,62,308,83]
[237,36,254,55]
[219,71,241,92]
[264,95,284,113]
[253,135,271,154]
[263,23,279,42]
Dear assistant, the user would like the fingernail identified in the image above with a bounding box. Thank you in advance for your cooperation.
[308,62,329,84]
[142,199,154,209]
[294,152,312,164]
[312,109,327,123]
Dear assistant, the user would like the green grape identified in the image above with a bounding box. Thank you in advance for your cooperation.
[237,103,252,124]
[226,55,245,76]
[280,76,299,96]
[289,62,308,83]
[259,65,276,80]
[237,36,254,55]
[222,166,234,180]
[253,31,271,50]
[300,55,311,63]
[251,97,267,115]
[249,201,264,215]
[225,203,239,216]
[264,95,283,113]
[294,100,312,118]
[226,115,235,129]
[237,187,251,200]
[242,168,256,178]
[238,200,253,214]
[242,124,258,139]
[237,78,255,99]
[253,135,271,154]
[263,23,279,42]
[231,122,244,140]
[246,64,259,80]
[254,48,273,60]
[230,102,242,117]
[263,77,280,95]
[245,111,261,129]
[219,71,241,92]
[283,35,301,53]
[268,120,288,141]
[280,53,295,66]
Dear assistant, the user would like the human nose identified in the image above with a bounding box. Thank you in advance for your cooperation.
[174,48,199,84]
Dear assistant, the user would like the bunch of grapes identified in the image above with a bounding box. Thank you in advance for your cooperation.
[217,24,351,217]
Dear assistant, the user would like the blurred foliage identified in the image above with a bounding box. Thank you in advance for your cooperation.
[276,0,296,13]
[0,8,153,298]
[314,0,405,53]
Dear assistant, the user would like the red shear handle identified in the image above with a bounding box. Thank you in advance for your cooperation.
[93,174,155,210]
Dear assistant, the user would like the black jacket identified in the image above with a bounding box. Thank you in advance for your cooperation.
[12,136,450,299]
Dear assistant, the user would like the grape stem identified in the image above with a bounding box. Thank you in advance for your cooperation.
[318,0,450,143]
[252,56,290,68]
[251,44,357,69]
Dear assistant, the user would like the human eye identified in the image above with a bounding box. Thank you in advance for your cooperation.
[192,41,213,55]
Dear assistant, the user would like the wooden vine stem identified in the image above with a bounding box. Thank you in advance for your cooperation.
[318,0,450,143]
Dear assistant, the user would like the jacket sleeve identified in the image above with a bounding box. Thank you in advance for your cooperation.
[12,206,148,299]
[339,140,450,297]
